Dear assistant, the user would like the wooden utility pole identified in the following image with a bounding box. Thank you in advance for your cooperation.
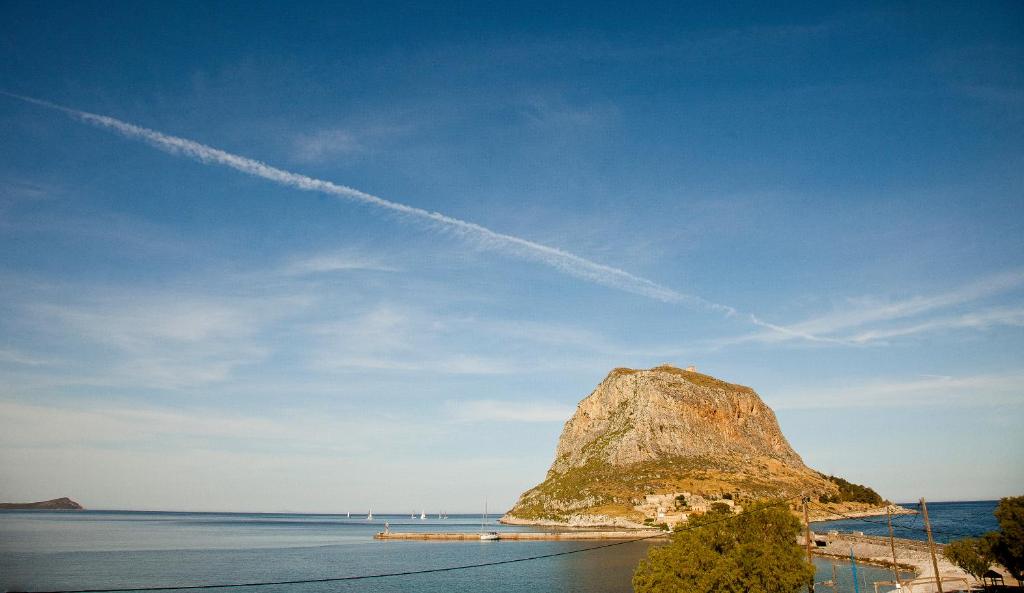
[887,506,900,586]
[921,497,943,593]
[804,497,814,593]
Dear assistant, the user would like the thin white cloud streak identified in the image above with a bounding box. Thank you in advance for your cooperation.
[0,349,53,366]
[745,314,849,344]
[282,250,398,275]
[315,355,520,375]
[847,306,1024,344]
[769,373,1024,410]
[723,269,1024,346]
[448,399,575,422]
[791,269,1024,337]
[291,128,363,163]
[3,93,720,309]
[34,299,254,346]
[22,293,305,388]
[0,400,445,462]
[306,306,531,375]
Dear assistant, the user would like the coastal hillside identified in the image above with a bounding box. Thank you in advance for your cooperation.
[502,365,885,528]
[0,497,84,510]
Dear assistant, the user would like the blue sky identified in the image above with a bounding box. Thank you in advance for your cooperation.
[0,1,1021,512]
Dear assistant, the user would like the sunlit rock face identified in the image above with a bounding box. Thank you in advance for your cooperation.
[503,365,835,527]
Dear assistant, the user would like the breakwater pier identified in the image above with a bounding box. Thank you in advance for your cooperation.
[375,530,665,541]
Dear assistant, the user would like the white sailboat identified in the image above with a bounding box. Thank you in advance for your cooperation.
[479,498,500,541]
[366,509,373,520]
[346,512,350,518]
[420,510,426,520]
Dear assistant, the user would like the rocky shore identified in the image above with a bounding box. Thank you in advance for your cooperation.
[802,530,1015,590]
[500,513,648,529]
[807,503,916,522]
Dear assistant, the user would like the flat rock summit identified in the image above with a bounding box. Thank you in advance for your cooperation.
[503,365,870,528]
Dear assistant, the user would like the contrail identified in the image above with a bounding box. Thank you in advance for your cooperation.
[2,92,781,327]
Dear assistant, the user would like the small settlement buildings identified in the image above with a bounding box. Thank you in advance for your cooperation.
[634,492,741,528]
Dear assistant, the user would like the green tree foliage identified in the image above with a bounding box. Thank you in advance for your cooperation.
[825,476,883,505]
[943,537,992,580]
[633,502,815,593]
[990,496,1024,583]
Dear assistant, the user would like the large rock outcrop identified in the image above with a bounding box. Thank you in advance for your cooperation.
[502,365,841,527]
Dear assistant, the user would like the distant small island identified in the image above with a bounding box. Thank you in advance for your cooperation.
[0,497,84,510]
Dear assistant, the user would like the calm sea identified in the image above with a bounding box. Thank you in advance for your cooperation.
[0,501,996,593]
[810,500,1000,544]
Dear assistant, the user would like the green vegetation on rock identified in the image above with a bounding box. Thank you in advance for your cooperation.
[819,475,884,505]
[511,455,723,522]
[633,503,814,593]
[509,453,826,523]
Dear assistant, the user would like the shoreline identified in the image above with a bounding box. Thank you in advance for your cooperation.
[375,530,665,541]
[501,503,917,530]
[499,514,648,529]
[804,531,1014,588]
[807,503,916,523]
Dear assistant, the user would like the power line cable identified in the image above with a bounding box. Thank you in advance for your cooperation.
[9,497,801,593]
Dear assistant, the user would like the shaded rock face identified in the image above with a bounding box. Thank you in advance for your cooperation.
[504,366,833,526]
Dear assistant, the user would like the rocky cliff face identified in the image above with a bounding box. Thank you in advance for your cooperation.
[503,365,838,527]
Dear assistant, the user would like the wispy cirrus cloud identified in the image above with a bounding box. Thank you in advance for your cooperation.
[33,297,261,347]
[18,291,306,389]
[794,269,1024,336]
[723,269,1024,347]
[0,348,54,366]
[9,93,1020,352]
[1,93,750,317]
[447,399,575,423]
[301,303,649,376]
[281,250,398,275]
[290,128,363,163]
[846,306,1024,344]
[0,179,54,203]
[0,400,425,450]
[769,372,1024,410]
[305,305,524,375]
